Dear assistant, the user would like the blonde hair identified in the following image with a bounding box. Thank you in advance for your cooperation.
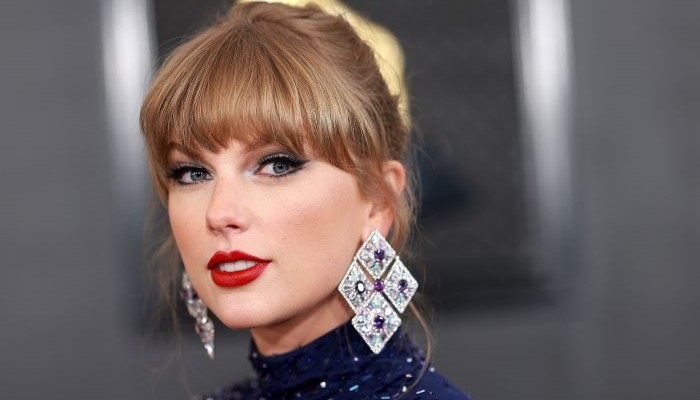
[141,1,417,252]
[140,2,429,375]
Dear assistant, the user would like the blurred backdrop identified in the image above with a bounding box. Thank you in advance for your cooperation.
[1,0,698,399]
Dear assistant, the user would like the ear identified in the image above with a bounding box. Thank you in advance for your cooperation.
[364,160,406,238]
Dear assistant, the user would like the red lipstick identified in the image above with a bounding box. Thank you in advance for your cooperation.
[207,250,270,288]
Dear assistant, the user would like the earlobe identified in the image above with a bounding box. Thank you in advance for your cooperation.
[366,160,406,237]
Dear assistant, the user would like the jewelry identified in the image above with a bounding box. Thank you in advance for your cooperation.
[180,271,215,359]
[338,230,418,354]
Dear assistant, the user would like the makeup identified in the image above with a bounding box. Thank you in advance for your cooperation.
[207,250,271,287]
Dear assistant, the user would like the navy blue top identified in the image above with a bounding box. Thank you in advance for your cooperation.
[199,321,471,400]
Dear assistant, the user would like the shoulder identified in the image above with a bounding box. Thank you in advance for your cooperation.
[405,366,473,400]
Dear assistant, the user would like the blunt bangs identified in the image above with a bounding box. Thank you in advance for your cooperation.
[141,0,415,272]
[140,13,388,200]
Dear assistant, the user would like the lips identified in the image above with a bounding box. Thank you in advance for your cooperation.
[207,250,270,287]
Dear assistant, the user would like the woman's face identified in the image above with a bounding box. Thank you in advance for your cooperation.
[167,139,382,338]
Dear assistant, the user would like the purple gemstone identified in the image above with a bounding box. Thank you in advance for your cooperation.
[373,249,385,262]
[373,315,385,330]
[373,279,384,292]
[398,279,408,292]
[180,289,197,301]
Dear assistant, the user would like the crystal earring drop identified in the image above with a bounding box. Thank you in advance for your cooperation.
[338,230,419,354]
[180,271,215,359]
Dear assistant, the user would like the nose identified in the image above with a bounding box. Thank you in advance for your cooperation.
[205,176,248,234]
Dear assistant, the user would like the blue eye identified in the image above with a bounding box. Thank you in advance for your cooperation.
[257,153,307,177]
[167,164,212,185]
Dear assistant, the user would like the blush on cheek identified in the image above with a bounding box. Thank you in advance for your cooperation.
[285,174,367,272]
[168,196,205,267]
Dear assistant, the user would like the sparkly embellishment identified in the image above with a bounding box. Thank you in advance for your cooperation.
[338,261,372,313]
[186,298,208,319]
[384,258,418,313]
[373,279,385,292]
[339,230,419,354]
[180,286,198,301]
[182,272,215,359]
[374,248,385,261]
[198,319,463,400]
[352,292,401,354]
[356,230,396,279]
[195,318,215,341]
[398,279,408,291]
[373,315,385,329]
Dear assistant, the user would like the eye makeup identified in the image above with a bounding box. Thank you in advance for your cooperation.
[167,163,212,186]
[165,150,308,186]
[254,152,308,178]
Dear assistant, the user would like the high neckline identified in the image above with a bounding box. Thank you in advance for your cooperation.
[203,320,472,400]
[246,320,424,397]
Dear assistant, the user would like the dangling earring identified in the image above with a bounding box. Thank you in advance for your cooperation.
[180,271,215,359]
[338,230,419,354]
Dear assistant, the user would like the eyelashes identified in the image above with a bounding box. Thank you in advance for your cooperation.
[166,163,211,185]
[255,153,307,177]
[166,152,308,186]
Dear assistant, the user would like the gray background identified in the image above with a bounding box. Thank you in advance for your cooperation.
[1,0,698,399]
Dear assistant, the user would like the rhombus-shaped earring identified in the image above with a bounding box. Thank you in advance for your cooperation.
[338,230,418,354]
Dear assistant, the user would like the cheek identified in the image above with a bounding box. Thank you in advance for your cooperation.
[168,194,206,261]
[269,174,369,280]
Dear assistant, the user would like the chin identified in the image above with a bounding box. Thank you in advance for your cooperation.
[208,303,272,330]
[209,294,306,330]
[208,293,340,332]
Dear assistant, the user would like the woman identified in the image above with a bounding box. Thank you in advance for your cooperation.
[140,1,471,399]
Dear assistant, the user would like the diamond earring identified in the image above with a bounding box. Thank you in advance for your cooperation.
[180,271,215,359]
[338,230,419,354]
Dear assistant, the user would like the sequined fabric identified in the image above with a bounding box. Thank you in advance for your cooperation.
[199,321,471,400]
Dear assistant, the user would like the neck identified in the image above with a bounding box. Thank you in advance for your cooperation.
[251,292,353,356]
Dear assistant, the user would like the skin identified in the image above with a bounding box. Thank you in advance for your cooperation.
[167,139,405,355]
